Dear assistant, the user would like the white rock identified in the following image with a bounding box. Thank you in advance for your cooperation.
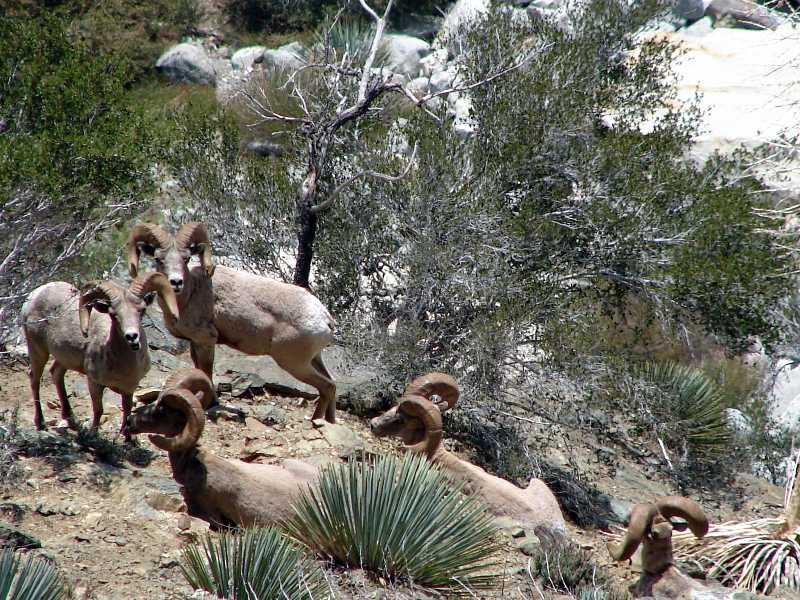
[261,42,305,71]
[429,69,457,94]
[407,76,430,97]
[682,15,715,36]
[231,46,266,71]
[436,0,491,53]
[453,96,476,138]
[725,408,753,440]
[383,34,431,78]
[419,48,449,77]
[772,360,800,428]
[156,43,217,86]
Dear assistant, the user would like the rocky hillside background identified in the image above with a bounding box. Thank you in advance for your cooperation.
[1,0,800,598]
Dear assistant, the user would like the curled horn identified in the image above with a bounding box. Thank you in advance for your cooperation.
[656,496,709,539]
[78,282,120,337]
[175,222,214,277]
[127,223,172,278]
[162,368,217,410]
[607,502,660,562]
[127,272,179,320]
[148,389,205,452]
[398,395,443,459]
[403,373,459,411]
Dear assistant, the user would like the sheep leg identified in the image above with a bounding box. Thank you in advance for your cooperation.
[279,356,336,424]
[50,362,78,429]
[312,354,337,423]
[120,393,133,443]
[27,345,48,431]
[87,380,105,431]
[190,342,215,381]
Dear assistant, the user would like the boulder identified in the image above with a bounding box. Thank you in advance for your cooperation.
[261,42,305,72]
[231,46,266,71]
[673,0,712,20]
[436,0,491,52]
[383,34,431,78]
[156,43,217,86]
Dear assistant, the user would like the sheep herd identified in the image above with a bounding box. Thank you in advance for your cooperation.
[20,222,721,598]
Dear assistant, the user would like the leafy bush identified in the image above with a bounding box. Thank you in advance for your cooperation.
[181,528,327,600]
[284,454,501,594]
[0,549,66,600]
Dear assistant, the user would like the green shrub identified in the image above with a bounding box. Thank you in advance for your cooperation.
[0,549,66,600]
[180,528,327,600]
[284,454,502,594]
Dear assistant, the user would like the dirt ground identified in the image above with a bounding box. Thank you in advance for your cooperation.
[0,345,786,599]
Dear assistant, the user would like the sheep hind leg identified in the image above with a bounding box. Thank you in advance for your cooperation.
[312,354,337,423]
[50,362,77,430]
[27,345,48,431]
[282,355,336,424]
[87,380,105,432]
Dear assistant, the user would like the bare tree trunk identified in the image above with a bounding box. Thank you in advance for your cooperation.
[293,170,319,289]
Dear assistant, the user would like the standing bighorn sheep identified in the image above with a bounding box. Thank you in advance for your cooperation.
[126,222,337,423]
[126,368,319,528]
[608,497,711,599]
[21,273,178,441]
[369,373,566,534]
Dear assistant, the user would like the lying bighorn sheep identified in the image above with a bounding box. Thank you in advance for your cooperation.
[21,273,178,441]
[127,368,318,528]
[127,222,337,423]
[370,373,566,534]
[608,497,710,598]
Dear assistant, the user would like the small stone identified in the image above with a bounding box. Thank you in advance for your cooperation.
[517,537,541,556]
[244,417,269,439]
[176,514,192,531]
[320,423,365,459]
[106,535,128,547]
[83,512,104,528]
[311,419,326,428]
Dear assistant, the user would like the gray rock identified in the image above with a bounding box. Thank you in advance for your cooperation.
[436,0,490,53]
[260,43,305,71]
[683,15,715,35]
[250,404,287,426]
[231,46,266,71]
[156,43,217,85]
[673,0,709,20]
[429,69,456,94]
[318,422,365,458]
[0,522,41,550]
[608,497,634,525]
[383,34,431,78]
[407,76,430,98]
[725,408,753,440]
[517,536,541,556]
[142,310,189,355]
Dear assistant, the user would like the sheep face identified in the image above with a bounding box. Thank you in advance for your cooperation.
[127,401,185,437]
[150,244,191,294]
[370,407,426,446]
[86,289,154,351]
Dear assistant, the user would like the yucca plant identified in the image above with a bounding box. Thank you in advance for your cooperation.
[180,527,328,600]
[310,17,390,68]
[0,550,65,600]
[640,361,732,459]
[284,454,502,594]
[673,451,800,594]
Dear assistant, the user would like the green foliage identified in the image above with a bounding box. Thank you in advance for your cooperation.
[640,361,732,459]
[0,550,65,600]
[180,528,327,600]
[284,454,501,593]
[311,17,390,67]
[529,536,627,600]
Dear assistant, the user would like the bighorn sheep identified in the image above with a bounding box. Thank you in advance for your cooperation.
[608,497,710,598]
[126,222,337,423]
[369,373,566,534]
[21,273,178,441]
[126,368,319,528]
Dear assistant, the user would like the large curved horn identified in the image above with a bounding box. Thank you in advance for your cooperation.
[148,389,205,452]
[175,222,214,277]
[403,373,459,411]
[398,395,443,459]
[656,496,709,539]
[78,282,120,337]
[607,502,660,561]
[128,272,179,320]
[163,368,217,409]
[127,223,172,278]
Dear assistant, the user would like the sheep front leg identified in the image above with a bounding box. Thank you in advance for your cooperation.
[190,342,215,382]
[120,393,133,443]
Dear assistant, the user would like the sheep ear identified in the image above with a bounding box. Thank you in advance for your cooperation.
[143,292,156,306]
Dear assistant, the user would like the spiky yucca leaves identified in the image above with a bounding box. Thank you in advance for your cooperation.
[284,454,502,594]
[640,361,731,458]
[180,528,328,600]
[311,17,390,67]
[0,550,65,600]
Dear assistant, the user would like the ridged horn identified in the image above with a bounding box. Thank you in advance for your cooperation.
[607,503,660,562]
[403,373,459,411]
[162,368,217,410]
[78,282,121,337]
[127,223,173,278]
[398,395,443,459]
[175,222,214,277]
[148,389,205,452]
[656,496,709,539]
[127,272,179,321]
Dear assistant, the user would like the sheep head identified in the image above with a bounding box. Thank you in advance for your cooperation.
[127,387,205,453]
[608,496,709,575]
[370,373,459,459]
[127,222,215,294]
[78,278,162,350]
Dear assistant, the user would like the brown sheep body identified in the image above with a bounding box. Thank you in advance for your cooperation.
[127,223,337,423]
[21,274,177,440]
[127,368,318,528]
[369,373,566,535]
